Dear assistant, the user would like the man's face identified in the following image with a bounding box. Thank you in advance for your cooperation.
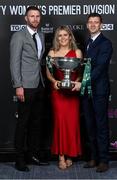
[25,10,41,30]
[87,16,102,35]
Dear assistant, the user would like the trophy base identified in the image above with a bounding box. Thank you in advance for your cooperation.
[58,81,75,89]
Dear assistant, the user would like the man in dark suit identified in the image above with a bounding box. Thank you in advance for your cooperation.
[82,13,113,172]
[73,13,113,172]
[10,6,48,171]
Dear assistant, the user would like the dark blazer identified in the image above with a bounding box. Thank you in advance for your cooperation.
[10,27,45,88]
[86,33,113,96]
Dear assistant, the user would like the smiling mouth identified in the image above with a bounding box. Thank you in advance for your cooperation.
[90,28,96,30]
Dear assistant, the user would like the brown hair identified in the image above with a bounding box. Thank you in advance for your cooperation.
[87,13,102,23]
[25,6,41,16]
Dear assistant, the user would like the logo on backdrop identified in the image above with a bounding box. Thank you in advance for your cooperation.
[68,24,84,31]
[10,23,114,32]
[101,24,114,30]
[41,23,54,33]
[10,24,26,31]
[10,23,54,33]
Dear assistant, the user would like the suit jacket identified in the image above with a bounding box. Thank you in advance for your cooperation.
[10,27,45,88]
[86,33,113,95]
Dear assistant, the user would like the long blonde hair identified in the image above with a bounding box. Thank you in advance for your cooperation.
[52,25,78,51]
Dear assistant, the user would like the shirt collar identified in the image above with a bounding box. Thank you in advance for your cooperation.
[27,25,37,36]
[91,32,101,41]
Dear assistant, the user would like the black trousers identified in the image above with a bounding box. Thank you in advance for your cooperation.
[82,94,110,163]
[15,83,46,157]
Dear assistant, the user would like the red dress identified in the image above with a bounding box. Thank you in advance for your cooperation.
[51,50,81,157]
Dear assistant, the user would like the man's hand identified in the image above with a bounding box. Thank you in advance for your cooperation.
[16,87,25,102]
[72,82,81,91]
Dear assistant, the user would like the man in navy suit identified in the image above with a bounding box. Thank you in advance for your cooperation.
[82,13,113,172]
[73,13,113,172]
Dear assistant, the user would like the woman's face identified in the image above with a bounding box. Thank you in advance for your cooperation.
[57,30,71,47]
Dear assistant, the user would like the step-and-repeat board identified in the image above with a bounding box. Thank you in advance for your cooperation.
[0,0,116,152]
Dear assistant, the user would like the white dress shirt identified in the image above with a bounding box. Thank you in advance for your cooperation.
[27,25,42,59]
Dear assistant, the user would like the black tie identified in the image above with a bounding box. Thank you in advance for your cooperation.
[88,38,93,49]
[33,33,38,50]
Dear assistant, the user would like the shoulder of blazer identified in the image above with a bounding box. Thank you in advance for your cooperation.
[97,33,112,47]
[11,27,27,39]
[38,30,44,35]
[16,27,32,38]
[96,33,109,42]
[92,33,109,47]
[10,29,26,45]
[38,31,44,38]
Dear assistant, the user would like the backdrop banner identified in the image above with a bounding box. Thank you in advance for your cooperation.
[0,0,116,152]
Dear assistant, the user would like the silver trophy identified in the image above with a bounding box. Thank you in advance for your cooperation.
[50,57,82,89]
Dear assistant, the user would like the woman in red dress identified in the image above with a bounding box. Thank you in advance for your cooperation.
[46,26,82,170]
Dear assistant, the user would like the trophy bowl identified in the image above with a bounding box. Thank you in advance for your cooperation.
[53,57,82,89]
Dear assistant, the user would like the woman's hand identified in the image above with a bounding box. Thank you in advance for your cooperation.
[53,80,61,90]
[72,81,81,91]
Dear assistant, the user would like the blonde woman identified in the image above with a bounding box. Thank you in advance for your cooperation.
[46,26,82,170]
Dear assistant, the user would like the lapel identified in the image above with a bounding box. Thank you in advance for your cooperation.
[86,33,103,55]
[92,33,103,47]
[88,33,103,49]
[37,30,44,55]
[25,27,38,55]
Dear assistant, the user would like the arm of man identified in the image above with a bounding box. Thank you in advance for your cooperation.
[91,40,113,82]
[10,32,25,102]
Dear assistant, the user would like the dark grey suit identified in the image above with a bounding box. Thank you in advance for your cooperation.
[10,27,46,159]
